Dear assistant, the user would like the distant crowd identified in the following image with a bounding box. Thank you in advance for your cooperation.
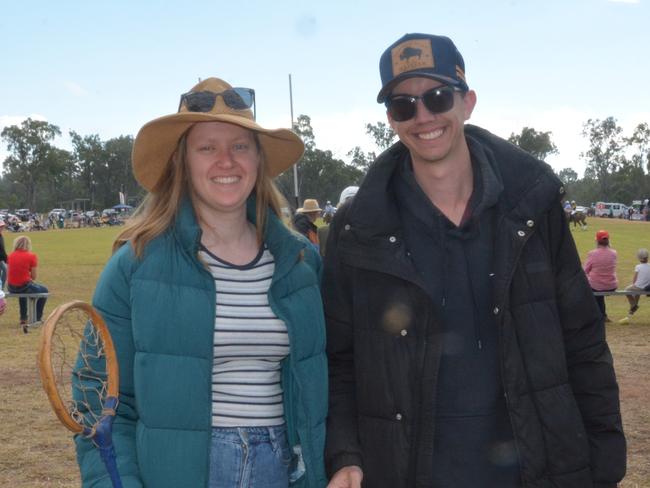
[0,209,129,232]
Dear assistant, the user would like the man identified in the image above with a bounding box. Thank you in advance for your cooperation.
[323,33,625,488]
[323,200,337,224]
[292,198,322,249]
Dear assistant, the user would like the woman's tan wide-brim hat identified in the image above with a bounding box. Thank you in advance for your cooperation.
[132,77,305,191]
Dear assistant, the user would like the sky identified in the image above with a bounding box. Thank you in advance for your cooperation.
[2,0,649,179]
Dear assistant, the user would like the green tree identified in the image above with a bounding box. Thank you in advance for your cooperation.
[70,131,104,208]
[104,135,138,207]
[293,114,316,151]
[346,146,375,173]
[625,122,650,172]
[69,133,137,209]
[508,127,558,160]
[365,121,396,150]
[582,117,626,201]
[1,118,63,210]
[276,114,363,208]
[558,168,578,185]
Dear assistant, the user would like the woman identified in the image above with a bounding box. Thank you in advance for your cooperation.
[583,229,617,322]
[7,235,48,326]
[76,78,327,487]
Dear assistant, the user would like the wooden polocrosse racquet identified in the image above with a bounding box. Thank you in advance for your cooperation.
[38,301,122,488]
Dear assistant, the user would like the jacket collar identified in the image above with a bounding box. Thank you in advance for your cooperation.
[173,195,306,277]
[346,124,562,236]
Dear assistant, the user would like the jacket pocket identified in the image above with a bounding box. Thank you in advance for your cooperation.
[533,383,590,475]
[358,414,409,488]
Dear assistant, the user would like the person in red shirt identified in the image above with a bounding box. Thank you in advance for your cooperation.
[7,235,48,325]
[583,229,618,322]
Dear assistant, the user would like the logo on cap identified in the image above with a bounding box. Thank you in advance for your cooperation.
[391,39,434,77]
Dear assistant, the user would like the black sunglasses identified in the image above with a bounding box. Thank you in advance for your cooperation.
[386,85,462,122]
[178,88,256,119]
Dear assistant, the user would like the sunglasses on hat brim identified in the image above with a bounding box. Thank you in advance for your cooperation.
[386,85,462,122]
[178,87,256,119]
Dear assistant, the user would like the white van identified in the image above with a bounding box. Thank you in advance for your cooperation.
[594,202,628,218]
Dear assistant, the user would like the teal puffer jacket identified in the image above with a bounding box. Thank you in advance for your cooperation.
[76,198,328,487]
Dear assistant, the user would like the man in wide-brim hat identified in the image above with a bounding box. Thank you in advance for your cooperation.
[292,198,322,249]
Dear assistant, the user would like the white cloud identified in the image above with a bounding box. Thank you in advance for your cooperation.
[607,0,640,3]
[63,81,88,97]
[472,106,590,175]
[260,106,388,163]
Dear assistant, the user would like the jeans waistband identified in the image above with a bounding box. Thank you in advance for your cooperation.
[211,425,286,444]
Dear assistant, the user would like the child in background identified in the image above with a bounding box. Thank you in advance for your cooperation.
[619,248,650,324]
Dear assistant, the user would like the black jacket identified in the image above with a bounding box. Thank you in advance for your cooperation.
[0,233,7,263]
[322,125,626,488]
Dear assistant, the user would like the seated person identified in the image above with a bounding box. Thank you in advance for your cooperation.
[622,248,650,319]
[7,235,48,326]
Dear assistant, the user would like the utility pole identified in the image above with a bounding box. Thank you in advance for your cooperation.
[289,74,300,209]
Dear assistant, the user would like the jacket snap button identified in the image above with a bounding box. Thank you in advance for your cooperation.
[344,224,351,231]
[389,236,397,243]
[395,413,402,420]
[526,220,534,227]
[400,329,408,337]
[517,230,525,237]
[493,307,499,315]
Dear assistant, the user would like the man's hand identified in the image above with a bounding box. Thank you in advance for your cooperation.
[327,465,363,488]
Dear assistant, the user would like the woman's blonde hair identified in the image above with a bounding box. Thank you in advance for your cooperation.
[113,126,287,257]
[13,235,32,251]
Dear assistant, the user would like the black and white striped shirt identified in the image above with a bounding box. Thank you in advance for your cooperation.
[200,245,289,427]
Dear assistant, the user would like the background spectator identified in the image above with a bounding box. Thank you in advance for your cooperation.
[621,248,650,322]
[7,235,48,327]
[583,229,617,322]
[292,198,321,250]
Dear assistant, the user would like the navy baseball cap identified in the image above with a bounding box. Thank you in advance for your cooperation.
[377,33,469,103]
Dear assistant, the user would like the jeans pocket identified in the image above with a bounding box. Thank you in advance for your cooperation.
[272,428,292,467]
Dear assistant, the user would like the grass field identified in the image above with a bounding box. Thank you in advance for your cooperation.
[0,218,648,487]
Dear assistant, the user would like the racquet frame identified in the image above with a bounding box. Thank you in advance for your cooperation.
[39,300,120,436]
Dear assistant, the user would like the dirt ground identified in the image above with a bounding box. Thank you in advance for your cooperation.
[0,320,648,487]
[609,323,650,488]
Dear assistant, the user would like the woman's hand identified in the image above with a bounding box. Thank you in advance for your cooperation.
[327,465,363,488]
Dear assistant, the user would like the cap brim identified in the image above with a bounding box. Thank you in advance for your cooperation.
[376,72,462,103]
[133,112,304,191]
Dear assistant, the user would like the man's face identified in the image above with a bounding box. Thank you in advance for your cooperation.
[386,77,476,168]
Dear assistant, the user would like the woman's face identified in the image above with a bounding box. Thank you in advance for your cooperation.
[185,121,259,220]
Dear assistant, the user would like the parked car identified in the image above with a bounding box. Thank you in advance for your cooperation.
[48,208,67,219]
[15,208,31,221]
[595,202,628,218]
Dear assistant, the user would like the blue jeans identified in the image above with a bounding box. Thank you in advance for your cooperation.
[8,281,48,321]
[209,425,291,488]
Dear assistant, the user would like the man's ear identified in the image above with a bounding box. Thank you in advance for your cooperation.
[463,90,477,121]
[386,109,398,132]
